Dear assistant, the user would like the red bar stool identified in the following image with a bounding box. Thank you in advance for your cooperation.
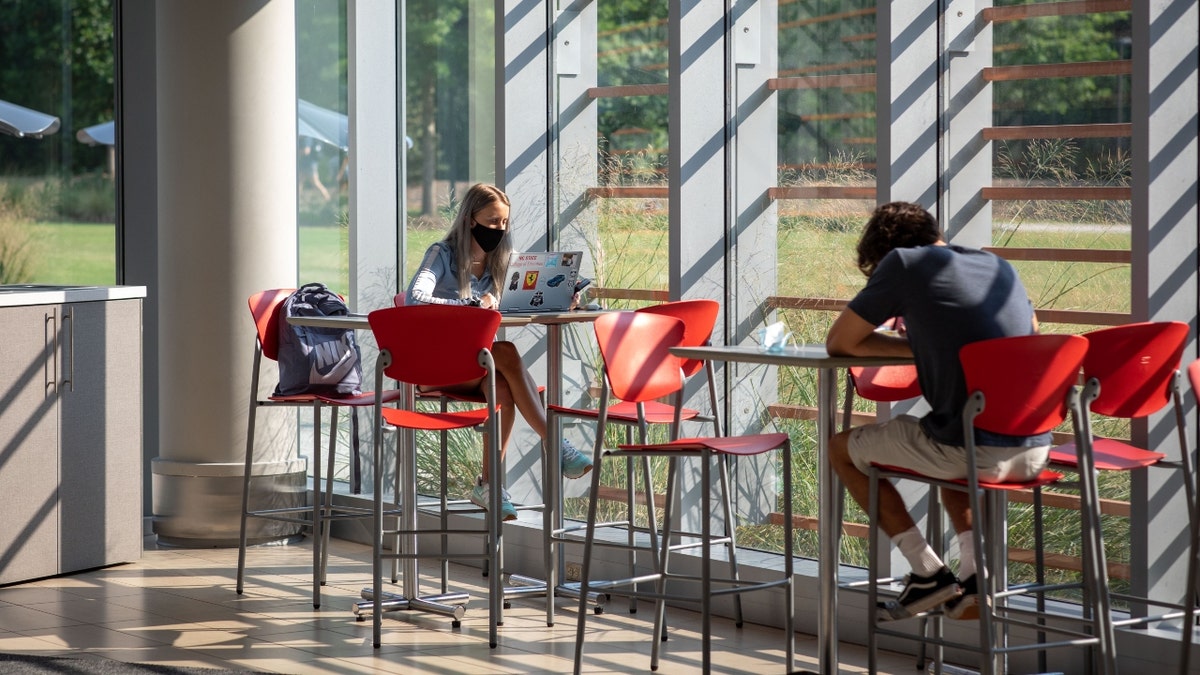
[236,289,401,608]
[570,311,794,673]
[394,292,544,589]
[545,302,717,622]
[363,304,512,648]
[865,334,1115,675]
[1036,321,1195,669]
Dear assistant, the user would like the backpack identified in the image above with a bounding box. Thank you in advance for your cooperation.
[275,283,364,397]
[274,283,367,492]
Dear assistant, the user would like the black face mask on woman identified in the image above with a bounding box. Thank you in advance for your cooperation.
[471,222,506,252]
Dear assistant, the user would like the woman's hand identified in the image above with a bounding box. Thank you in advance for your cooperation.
[478,293,498,310]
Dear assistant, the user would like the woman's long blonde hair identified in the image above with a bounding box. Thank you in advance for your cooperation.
[443,183,513,299]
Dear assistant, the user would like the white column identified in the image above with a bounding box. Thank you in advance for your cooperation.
[151,0,301,546]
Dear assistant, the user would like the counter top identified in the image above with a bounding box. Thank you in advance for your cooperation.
[0,284,148,307]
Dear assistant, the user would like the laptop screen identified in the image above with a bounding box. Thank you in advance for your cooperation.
[496,251,583,313]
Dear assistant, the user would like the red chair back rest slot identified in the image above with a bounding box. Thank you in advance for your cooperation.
[1082,321,1188,419]
[960,334,1088,436]
[636,299,719,378]
[849,365,921,402]
[368,305,502,387]
[594,311,687,403]
[248,288,295,362]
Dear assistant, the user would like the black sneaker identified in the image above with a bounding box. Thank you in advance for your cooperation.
[877,566,961,621]
[944,573,980,620]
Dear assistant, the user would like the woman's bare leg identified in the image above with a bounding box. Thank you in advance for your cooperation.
[488,341,548,436]
[422,341,547,484]
[482,341,548,481]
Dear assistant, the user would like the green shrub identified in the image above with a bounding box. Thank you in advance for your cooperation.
[0,199,40,284]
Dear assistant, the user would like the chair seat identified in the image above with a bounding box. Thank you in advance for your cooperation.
[316,389,404,407]
[381,405,491,431]
[619,432,790,457]
[872,463,1063,491]
[418,384,544,404]
[549,400,700,425]
[266,392,321,403]
[1050,439,1165,471]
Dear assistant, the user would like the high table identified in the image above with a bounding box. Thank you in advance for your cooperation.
[287,309,608,626]
[668,343,914,675]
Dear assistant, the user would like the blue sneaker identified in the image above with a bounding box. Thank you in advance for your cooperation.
[560,438,593,479]
[468,479,518,522]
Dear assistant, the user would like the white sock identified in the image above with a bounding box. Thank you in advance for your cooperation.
[892,526,944,577]
[956,531,976,580]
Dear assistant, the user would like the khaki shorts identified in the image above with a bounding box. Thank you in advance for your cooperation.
[847,415,1050,483]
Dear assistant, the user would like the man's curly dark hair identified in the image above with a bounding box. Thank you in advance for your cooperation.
[855,201,941,276]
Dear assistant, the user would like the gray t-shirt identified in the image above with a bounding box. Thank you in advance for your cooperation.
[847,244,1044,447]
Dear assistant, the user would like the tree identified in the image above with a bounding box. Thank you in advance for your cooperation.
[406,0,469,216]
[0,0,113,175]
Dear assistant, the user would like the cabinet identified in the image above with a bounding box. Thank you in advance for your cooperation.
[0,296,143,585]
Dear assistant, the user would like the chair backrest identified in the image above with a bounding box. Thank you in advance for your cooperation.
[247,288,295,362]
[367,305,502,387]
[1082,321,1189,419]
[594,311,687,404]
[849,365,921,402]
[636,299,719,377]
[960,333,1089,436]
[393,292,406,307]
[1188,359,1200,406]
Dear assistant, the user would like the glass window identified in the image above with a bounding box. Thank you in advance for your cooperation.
[0,0,116,286]
[403,0,497,285]
[297,0,349,296]
[770,1,879,562]
[402,0,498,498]
[986,1,1133,606]
[554,0,672,527]
[590,0,670,300]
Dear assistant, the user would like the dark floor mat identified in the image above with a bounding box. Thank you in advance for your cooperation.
[0,653,272,674]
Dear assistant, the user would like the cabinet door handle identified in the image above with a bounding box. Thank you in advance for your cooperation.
[62,307,74,392]
[45,309,57,395]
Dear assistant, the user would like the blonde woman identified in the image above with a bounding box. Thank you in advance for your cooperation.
[406,183,592,520]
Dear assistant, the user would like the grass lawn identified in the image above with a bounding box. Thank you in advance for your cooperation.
[27,222,117,285]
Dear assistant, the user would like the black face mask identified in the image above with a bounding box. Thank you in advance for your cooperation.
[471,222,506,252]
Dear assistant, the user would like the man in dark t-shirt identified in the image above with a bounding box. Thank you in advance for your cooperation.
[825,201,1044,621]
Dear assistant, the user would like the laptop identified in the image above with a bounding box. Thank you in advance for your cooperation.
[496,250,584,313]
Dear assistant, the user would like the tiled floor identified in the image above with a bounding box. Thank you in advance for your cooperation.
[0,536,922,674]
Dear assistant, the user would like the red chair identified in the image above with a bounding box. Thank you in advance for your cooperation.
[363,304,510,648]
[839,364,931,668]
[236,289,401,608]
[394,292,544,588]
[866,334,1115,675]
[1182,359,1200,673]
[571,311,794,673]
[842,318,920,424]
[849,364,921,404]
[1042,322,1194,632]
[636,299,722,435]
[545,305,711,621]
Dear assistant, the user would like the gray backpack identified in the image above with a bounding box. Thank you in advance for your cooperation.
[274,283,363,397]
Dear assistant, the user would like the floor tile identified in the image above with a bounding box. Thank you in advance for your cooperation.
[0,537,927,674]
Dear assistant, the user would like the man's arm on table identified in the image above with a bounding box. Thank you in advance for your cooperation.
[825,307,914,358]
